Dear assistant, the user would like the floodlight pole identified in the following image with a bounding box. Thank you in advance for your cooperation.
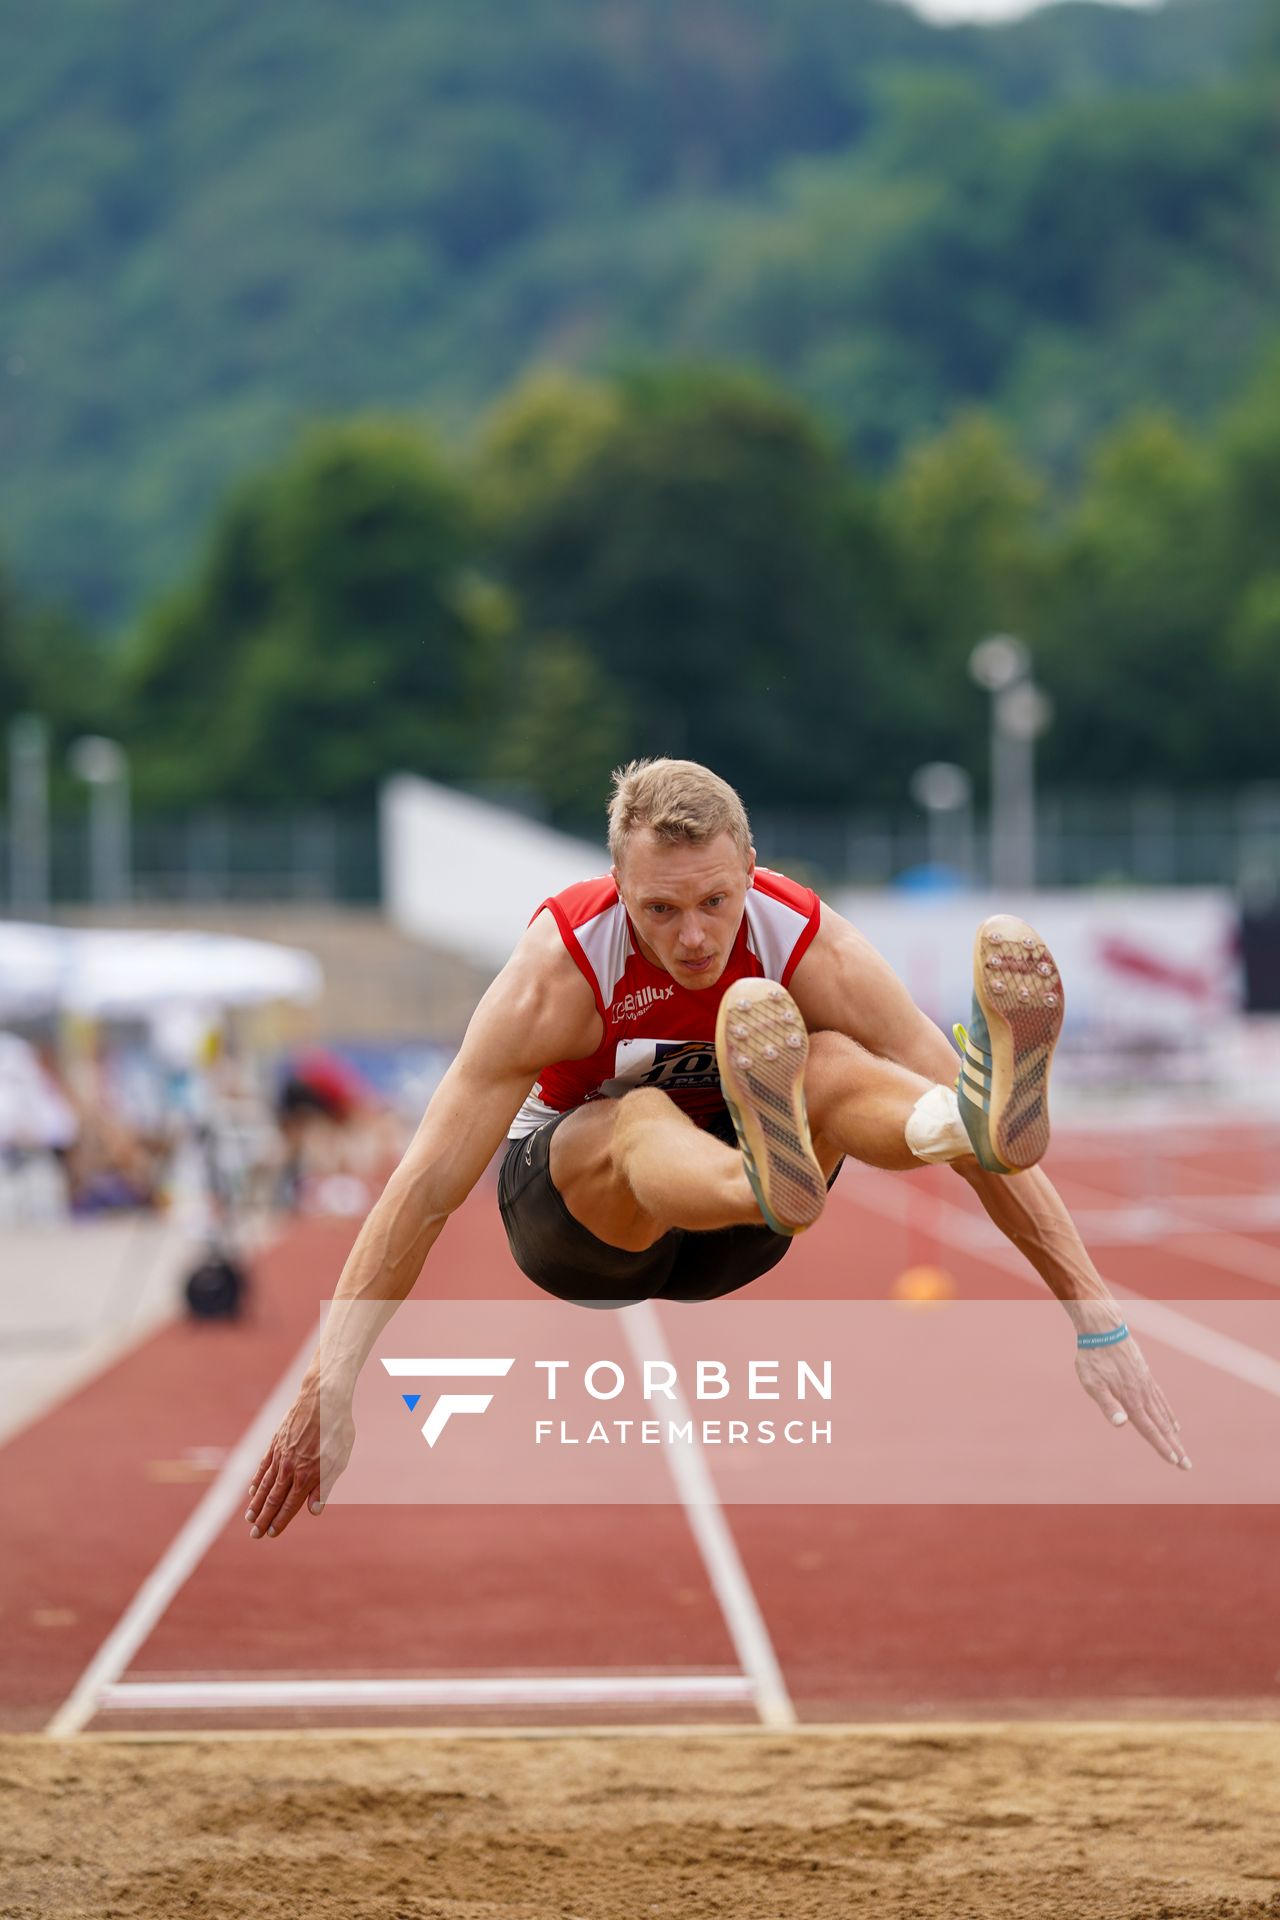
[909,760,974,883]
[7,713,50,915]
[968,636,1051,893]
[68,736,131,907]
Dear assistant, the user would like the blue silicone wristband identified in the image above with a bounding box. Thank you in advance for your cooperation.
[1077,1323,1130,1350]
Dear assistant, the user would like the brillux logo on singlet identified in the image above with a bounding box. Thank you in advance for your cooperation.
[609,982,675,1027]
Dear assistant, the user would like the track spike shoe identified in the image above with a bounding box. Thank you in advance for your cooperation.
[955,915,1063,1174]
[715,979,826,1234]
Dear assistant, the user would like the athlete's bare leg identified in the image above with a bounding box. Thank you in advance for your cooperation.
[550,1034,951,1251]
[549,1089,763,1249]
[804,1030,946,1173]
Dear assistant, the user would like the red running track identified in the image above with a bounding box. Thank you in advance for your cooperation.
[6,1126,1280,1735]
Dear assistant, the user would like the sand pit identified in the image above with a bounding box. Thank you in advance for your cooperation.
[3,1724,1279,1919]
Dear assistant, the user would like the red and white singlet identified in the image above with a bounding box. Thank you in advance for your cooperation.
[508,868,821,1139]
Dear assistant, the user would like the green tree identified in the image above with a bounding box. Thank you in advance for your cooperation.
[887,413,1045,662]
[1038,413,1238,786]
[123,421,499,806]
[489,367,902,808]
[474,371,623,529]
[484,632,629,831]
[883,413,1047,786]
[1219,351,1280,585]
[1217,355,1280,757]
[6,0,1271,625]
[0,557,111,797]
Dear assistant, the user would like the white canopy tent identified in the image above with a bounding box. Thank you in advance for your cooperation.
[0,922,322,1022]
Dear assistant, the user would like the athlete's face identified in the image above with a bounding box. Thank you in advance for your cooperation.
[613,830,754,990]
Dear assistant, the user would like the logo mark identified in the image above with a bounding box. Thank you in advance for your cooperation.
[381,1357,515,1446]
[610,982,676,1026]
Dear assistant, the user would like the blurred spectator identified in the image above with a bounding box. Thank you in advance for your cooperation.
[275,1047,383,1213]
[0,1033,78,1224]
[64,1096,165,1216]
[57,1023,168,1216]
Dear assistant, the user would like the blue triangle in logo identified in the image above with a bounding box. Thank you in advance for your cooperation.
[401,1393,421,1411]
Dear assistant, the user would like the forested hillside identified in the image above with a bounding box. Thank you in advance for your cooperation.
[1,0,1272,623]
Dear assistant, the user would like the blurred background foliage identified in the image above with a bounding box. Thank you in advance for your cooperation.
[1,0,1278,824]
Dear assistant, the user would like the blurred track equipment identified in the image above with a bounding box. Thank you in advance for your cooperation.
[954,915,1062,1174]
[715,980,825,1235]
[183,1250,247,1320]
[891,1264,955,1302]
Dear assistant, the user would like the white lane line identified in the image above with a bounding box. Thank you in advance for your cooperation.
[97,1674,753,1712]
[1066,1193,1280,1239]
[1018,1165,1280,1287]
[1050,1108,1280,1144]
[46,1323,318,1740]
[621,1299,796,1731]
[835,1173,1280,1398]
[1110,1297,1280,1397]
[1161,1233,1280,1291]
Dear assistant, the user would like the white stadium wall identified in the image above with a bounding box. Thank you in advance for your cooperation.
[381,775,606,970]
[832,887,1242,1042]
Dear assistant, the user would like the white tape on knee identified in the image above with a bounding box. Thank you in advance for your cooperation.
[905,1084,970,1164]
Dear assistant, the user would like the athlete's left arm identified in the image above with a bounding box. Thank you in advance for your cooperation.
[788,908,959,1080]
[790,908,1190,1468]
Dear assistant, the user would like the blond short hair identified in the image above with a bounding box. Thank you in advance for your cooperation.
[607,759,753,868]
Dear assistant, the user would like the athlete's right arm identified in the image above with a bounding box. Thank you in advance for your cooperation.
[245,912,601,1539]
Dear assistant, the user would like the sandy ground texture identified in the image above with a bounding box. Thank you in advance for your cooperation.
[3,1723,1280,1920]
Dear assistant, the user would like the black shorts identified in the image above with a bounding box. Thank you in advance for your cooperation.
[497,1105,838,1309]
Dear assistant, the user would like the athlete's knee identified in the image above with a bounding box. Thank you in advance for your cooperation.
[618,1085,675,1112]
[805,1028,853,1070]
[614,1086,688,1135]
[807,1028,874,1061]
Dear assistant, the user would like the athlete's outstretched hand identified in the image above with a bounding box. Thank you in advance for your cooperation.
[1074,1330,1191,1471]
[245,1381,355,1539]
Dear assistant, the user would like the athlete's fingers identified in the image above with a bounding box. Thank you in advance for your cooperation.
[1143,1386,1192,1468]
[246,1467,279,1534]
[249,1459,296,1537]
[1079,1350,1193,1470]
[248,1436,283,1503]
[260,1477,313,1539]
[1125,1397,1186,1469]
[1079,1373,1128,1428]
[1140,1381,1178,1450]
[1078,1340,1191,1464]
[1151,1378,1181,1435]
[1129,1358,1180,1440]
[245,1444,279,1523]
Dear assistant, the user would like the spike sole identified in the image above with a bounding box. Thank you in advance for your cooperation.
[971,914,1064,1171]
[714,978,826,1234]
